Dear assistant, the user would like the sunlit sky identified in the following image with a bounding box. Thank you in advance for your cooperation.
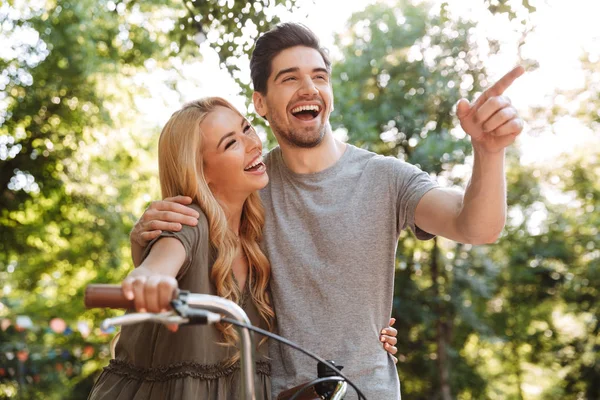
[136,0,600,167]
[4,1,597,166]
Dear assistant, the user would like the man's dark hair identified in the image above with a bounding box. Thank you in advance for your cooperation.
[250,22,331,94]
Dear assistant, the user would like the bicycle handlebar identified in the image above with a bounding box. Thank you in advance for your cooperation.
[84,284,257,400]
[100,311,189,330]
[85,284,138,309]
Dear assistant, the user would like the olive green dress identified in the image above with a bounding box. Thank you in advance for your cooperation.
[88,205,271,400]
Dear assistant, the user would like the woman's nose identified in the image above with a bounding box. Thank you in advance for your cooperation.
[244,131,262,152]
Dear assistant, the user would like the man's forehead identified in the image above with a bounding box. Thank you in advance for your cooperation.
[272,46,327,70]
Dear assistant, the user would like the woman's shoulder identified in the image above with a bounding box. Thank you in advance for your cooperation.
[165,203,212,281]
[188,202,208,226]
[143,202,210,272]
[177,203,209,243]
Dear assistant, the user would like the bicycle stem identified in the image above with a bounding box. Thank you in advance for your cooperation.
[182,293,257,400]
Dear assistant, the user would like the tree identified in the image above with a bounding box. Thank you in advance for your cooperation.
[0,0,300,397]
[330,1,599,399]
[537,57,600,396]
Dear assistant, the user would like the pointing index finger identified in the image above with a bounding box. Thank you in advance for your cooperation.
[489,65,525,96]
[472,65,525,110]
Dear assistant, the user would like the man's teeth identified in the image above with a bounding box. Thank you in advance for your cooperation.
[291,105,321,114]
[245,158,263,171]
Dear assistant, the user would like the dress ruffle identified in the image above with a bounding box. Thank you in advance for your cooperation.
[88,359,271,400]
[103,358,271,381]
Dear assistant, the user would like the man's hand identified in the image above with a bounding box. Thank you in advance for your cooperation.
[380,317,398,364]
[456,66,525,154]
[130,195,200,247]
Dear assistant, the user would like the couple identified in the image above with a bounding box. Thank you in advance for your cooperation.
[89,22,524,399]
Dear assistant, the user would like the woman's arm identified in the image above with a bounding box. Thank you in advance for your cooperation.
[122,237,186,313]
[129,196,199,267]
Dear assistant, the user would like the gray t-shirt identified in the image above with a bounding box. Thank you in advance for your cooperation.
[260,144,438,399]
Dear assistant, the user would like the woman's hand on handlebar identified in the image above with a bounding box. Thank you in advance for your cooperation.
[122,275,178,313]
[123,237,186,332]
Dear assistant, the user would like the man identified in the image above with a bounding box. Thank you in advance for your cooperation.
[131,23,524,399]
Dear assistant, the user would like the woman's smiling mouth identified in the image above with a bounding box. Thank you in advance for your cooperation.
[244,155,266,173]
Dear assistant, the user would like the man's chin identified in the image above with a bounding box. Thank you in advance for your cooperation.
[282,126,323,147]
[269,118,327,148]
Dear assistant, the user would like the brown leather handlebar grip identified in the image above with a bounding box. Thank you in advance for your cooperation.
[84,284,135,309]
[276,385,320,400]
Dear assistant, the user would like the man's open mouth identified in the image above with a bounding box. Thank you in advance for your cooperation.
[244,156,265,172]
[290,104,322,121]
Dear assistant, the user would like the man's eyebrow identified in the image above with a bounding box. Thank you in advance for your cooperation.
[273,67,299,82]
[216,120,245,149]
[313,67,329,75]
[274,67,330,82]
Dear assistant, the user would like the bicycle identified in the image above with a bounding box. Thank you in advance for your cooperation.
[84,284,367,400]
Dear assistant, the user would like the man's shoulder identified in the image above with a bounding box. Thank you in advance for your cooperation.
[262,143,420,176]
[346,144,414,173]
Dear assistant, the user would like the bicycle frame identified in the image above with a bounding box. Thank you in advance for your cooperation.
[184,294,257,400]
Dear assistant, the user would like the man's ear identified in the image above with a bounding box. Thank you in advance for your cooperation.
[329,83,335,112]
[252,91,267,118]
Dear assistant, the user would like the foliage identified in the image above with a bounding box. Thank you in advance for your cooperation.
[483,0,536,21]
[332,1,598,399]
[0,0,298,397]
[332,1,484,170]
[0,0,598,399]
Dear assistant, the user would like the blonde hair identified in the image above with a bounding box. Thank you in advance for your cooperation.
[157,97,274,361]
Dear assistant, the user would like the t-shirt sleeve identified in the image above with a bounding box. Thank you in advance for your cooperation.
[140,205,207,280]
[391,159,439,240]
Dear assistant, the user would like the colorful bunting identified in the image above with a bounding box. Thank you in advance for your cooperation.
[49,318,67,333]
[1,318,10,331]
[77,321,91,338]
[15,315,33,330]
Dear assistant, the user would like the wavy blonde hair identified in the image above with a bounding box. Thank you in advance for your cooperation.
[157,97,274,361]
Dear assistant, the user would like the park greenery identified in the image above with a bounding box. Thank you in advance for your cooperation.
[1,0,598,399]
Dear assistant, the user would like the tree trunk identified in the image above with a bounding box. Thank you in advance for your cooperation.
[431,237,452,400]
[511,340,525,400]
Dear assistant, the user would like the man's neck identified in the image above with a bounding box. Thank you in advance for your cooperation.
[278,132,347,174]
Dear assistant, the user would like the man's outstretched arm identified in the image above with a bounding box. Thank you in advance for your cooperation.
[415,66,525,245]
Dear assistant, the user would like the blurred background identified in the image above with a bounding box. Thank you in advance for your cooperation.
[1,0,598,398]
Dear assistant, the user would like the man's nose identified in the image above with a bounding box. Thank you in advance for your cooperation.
[299,76,319,96]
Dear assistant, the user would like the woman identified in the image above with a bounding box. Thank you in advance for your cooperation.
[88,97,397,400]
